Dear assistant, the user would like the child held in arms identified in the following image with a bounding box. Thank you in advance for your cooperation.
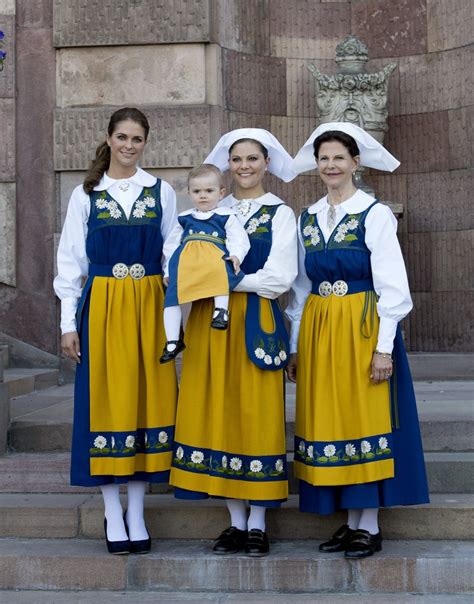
[160,164,250,363]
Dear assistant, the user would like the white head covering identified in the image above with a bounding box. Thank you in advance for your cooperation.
[291,122,400,174]
[204,128,296,183]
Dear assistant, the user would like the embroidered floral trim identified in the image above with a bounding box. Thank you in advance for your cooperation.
[89,426,174,457]
[254,347,287,366]
[172,442,287,481]
[294,433,393,467]
[333,216,359,243]
[301,213,323,250]
[95,189,157,221]
[246,210,272,235]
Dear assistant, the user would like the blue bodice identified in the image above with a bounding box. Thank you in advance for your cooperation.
[240,205,280,274]
[178,212,229,252]
[87,180,164,266]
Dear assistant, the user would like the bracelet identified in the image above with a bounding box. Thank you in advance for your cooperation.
[374,350,392,361]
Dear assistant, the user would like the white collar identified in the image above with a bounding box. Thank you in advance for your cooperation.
[220,192,284,208]
[94,167,157,191]
[308,189,375,215]
[180,206,236,217]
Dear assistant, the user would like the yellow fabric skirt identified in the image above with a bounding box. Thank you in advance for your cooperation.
[177,241,229,304]
[88,274,178,477]
[169,293,288,501]
[295,292,394,486]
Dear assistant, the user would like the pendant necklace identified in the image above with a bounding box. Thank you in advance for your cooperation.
[327,201,337,230]
[236,199,252,216]
[118,181,130,192]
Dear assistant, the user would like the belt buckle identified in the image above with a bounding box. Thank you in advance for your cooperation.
[129,263,145,280]
[112,262,129,279]
[318,281,332,297]
[333,279,348,297]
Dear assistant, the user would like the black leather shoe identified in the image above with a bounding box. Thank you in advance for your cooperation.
[159,339,186,363]
[212,526,247,555]
[123,512,151,555]
[319,524,356,553]
[104,518,130,555]
[211,308,229,330]
[245,528,270,557]
[344,529,382,559]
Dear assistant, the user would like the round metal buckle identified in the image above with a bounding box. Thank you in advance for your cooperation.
[333,280,348,297]
[129,263,145,280]
[318,281,332,298]
[112,262,129,279]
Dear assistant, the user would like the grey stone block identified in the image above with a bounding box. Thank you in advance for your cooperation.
[0,99,15,181]
[0,382,9,453]
[0,14,15,98]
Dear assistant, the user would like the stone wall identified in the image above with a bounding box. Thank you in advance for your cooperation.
[0,0,472,353]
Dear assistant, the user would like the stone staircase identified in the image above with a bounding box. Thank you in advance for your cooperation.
[0,350,473,599]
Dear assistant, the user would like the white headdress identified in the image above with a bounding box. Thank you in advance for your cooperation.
[291,122,400,174]
[204,128,296,183]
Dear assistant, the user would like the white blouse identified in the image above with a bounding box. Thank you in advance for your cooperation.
[285,189,412,354]
[162,206,250,277]
[220,193,298,299]
[54,167,178,334]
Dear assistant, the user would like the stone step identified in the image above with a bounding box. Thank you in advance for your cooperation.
[0,451,472,495]
[2,593,473,604]
[0,493,471,542]
[8,381,474,453]
[0,538,472,594]
[3,368,59,398]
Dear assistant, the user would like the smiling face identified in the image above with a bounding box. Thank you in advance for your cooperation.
[106,119,147,177]
[316,140,359,192]
[228,140,270,199]
[188,173,225,212]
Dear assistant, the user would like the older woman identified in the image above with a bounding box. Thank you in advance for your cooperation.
[54,107,178,555]
[287,122,429,558]
[169,128,297,556]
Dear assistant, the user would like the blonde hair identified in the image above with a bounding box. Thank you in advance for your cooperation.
[187,163,224,188]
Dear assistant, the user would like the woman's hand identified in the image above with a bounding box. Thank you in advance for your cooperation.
[286,353,297,383]
[61,331,81,363]
[370,351,392,384]
[163,276,170,287]
[226,255,241,275]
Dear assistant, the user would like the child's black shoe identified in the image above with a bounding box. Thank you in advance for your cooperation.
[211,308,229,330]
[159,339,186,363]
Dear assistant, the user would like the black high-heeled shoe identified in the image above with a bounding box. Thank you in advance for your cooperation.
[103,518,130,555]
[123,512,151,554]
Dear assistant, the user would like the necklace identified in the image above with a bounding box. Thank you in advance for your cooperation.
[117,181,130,192]
[327,201,337,230]
[236,199,252,216]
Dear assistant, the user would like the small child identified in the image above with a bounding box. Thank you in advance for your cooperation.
[160,164,250,363]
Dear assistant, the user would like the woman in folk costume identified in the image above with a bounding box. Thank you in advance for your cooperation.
[169,128,298,557]
[54,107,178,555]
[286,122,429,559]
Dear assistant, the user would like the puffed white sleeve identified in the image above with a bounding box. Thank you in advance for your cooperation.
[224,214,251,262]
[53,186,90,335]
[160,180,179,243]
[365,204,413,354]
[285,215,312,353]
[162,222,184,278]
[234,204,298,299]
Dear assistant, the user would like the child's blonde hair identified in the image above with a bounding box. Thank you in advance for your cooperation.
[187,163,224,188]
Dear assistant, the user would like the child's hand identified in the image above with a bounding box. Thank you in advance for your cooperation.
[163,276,170,287]
[226,255,240,274]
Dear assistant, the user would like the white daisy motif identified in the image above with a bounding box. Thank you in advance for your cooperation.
[132,205,146,219]
[345,443,356,457]
[249,218,260,228]
[221,455,227,469]
[246,224,257,235]
[176,446,184,460]
[361,440,372,454]
[339,224,349,233]
[229,457,242,471]
[279,350,287,361]
[303,225,314,236]
[250,459,263,473]
[334,231,346,243]
[158,431,168,444]
[275,459,284,472]
[274,356,281,366]
[189,229,194,234]
[125,435,135,449]
[311,234,320,246]
[298,441,306,454]
[378,437,388,450]
[346,219,359,230]
[259,213,271,223]
[212,231,219,237]
[143,196,155,208]
[307,445,314,459]
[199,231,205,235]
[95,198,108,210]
[323,444,336,457]
[191,450,204,464]
[264,354,272,365]
[144,433,148,445]
[254,347,265,359]
[111,436,115,449]
[94,435,107,449]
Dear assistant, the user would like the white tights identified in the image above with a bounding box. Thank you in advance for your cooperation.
[348,507,379,535]
[226,498,266,532]
[101,481,148,542]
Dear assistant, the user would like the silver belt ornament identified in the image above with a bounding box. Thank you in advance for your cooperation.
[112,263,146,280]
[318,279,349,297]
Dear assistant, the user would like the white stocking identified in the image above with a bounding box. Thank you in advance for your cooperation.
[163,305,182,343]
[101,483,127,542]
[248,505,266,531]
[347,508,362,530]
[213,295,229,317]
[358,508,380,535]
[225,498,247,531]
[126,481,148,541]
